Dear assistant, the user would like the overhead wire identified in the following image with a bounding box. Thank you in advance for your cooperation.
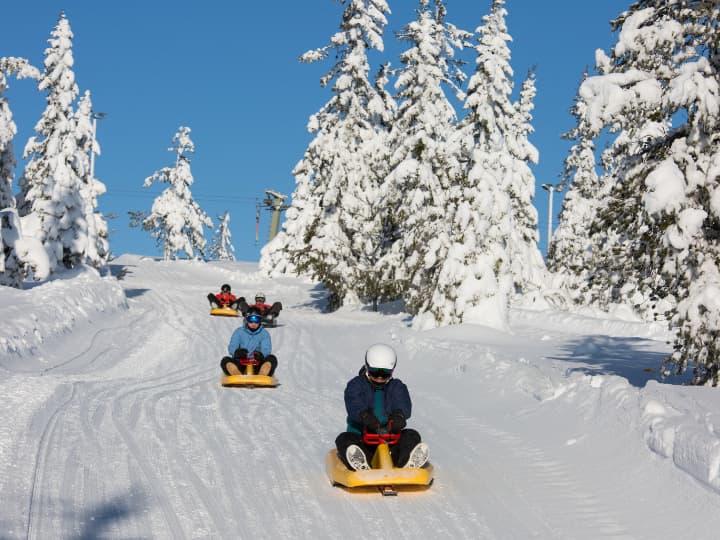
[109,188,259,204]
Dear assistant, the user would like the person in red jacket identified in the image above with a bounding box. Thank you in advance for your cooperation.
[239,292,282,319]
[207,284,239,310]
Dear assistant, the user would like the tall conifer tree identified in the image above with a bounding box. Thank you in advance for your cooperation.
[577,2,720,384]
[17,12,87,271]
[547,73,600,301]
[209,211,235,261]
[379,0,469,322]
[260,0,393,309]
[0,57,46,286]
[74,90,110,268]
[142,127,212,260]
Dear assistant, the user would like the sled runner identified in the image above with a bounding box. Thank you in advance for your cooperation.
[221,357,277,388]
[326,431,433,495]
[210,306,240,317]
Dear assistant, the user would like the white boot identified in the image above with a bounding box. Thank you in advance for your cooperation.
[404,442,429,468]
[345,444,370,470]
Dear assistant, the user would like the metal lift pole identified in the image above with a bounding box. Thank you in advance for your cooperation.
[263,190,288,242]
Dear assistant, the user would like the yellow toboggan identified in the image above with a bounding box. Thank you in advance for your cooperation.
[221,358,277,388]
[210,306,240,317]
[326,432,433,496]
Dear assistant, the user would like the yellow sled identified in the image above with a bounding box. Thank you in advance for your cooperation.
[221,359,277,388]
[326,438,433,495]
[210,306,240,317]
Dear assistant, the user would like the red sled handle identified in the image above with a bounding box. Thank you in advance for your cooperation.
[362,429,400,445]
[238,357,259,366]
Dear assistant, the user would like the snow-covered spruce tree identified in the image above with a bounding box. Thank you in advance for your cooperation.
[209,211,235,261]
[505,68,548,301]
[17,12,89,272]
[578,2,720,384]
[0,57,49,286]
[259,0,394,309]
[412,0,518,329]
[74,90,109,268]
[583,118,671,316]
[0,58,37,212]
[142,127,212,260]
[341,61,399,310]
[547,72,600,301]
[449,0,545,308]
[379,0,470,324]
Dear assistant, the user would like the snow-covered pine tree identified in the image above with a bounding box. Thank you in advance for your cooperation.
[505,69,548,301]
[259,0,394,309]
[74,90,110,268]
[509,71,549,301]
[456,0,545,302]
[379,0,470,323]
[17,12,88,272]
[340,60,399,310]
[415,0,523,330]
[0,59,35,213]
[142,126,213,260]
[578,2,720,384]
[547,72,600,301]
[0,57,48,286]
[209,211,235,261]
[583,116,670,317]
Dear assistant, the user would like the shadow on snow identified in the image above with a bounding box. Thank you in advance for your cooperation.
[549,335,693,388]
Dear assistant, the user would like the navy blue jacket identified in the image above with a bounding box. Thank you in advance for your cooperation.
[344,367,412,434]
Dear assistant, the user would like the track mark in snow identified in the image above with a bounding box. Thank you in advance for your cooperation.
[475,424,633,538]
[25,384,77,539]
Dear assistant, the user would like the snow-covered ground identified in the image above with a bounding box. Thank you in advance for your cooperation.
[2,255,720,539]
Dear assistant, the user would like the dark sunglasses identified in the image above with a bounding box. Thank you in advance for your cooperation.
[247,314,262,324]
[255,297,265,302]
[221,286,231,292]
[367,367,393,378]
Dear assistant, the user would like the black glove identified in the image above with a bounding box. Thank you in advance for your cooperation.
[388,411,406,433]
[253,350,265,362]
[360,410,381,432]
[235,348,249,359]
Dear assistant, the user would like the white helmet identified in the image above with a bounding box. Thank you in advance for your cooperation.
[365,343,397,371]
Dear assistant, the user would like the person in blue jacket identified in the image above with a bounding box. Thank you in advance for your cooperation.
[220,307,278,376]
[335,343,429,471]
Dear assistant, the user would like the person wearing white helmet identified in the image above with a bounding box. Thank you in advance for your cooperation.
[335,343,429,471]
[237,291,283,323]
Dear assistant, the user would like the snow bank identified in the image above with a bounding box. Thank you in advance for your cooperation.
[0,266,127,357]
[641,382,720,492]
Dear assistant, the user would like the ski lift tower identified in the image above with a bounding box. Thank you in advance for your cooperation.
[262,189,289,242]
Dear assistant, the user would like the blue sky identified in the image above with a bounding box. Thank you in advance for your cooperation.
[1,0,623,262]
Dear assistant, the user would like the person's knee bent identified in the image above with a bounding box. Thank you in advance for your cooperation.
[336,431,362,451]
[266,354,278,376]
[220,356,233,375]
[400,428,421,445]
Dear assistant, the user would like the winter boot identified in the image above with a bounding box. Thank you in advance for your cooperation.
[258,361,272,376]
[403,442,429,468]
[225,359,241,376]
[345,444,370,471]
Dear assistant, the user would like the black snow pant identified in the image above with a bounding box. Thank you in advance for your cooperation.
[220,354,278,376]
[207,293,239,310]
[335,428,421,469]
